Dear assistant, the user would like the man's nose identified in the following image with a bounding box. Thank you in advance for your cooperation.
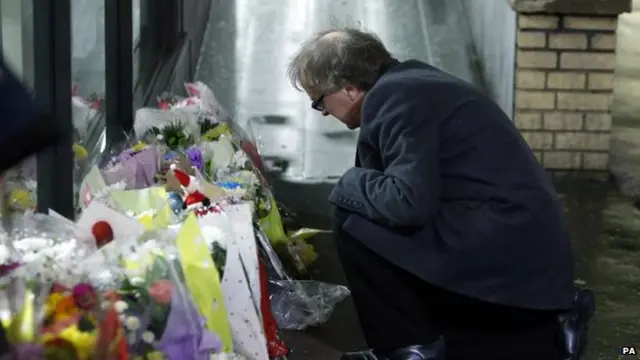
[322,110,329,116]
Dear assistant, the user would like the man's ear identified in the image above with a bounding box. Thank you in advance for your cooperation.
[344,86,361,102]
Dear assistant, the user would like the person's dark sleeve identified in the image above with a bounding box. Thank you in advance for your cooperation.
[328,86,441,228]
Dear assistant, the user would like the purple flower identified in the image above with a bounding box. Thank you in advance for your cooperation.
[186,146,204,171]
[0,262,21,277]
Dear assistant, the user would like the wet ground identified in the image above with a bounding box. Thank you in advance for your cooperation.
[270,175,640,360]
[611,8,640,197]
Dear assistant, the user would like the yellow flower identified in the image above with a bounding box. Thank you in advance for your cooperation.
[73,143,88,160]
[42,324,97,360]
[138,213,154,229]
[131,141,147,152]
[10,188,35,209]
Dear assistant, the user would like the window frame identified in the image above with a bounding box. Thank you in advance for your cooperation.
[30,0,209,217]
[104,0,134,146]
[33,0,75,218]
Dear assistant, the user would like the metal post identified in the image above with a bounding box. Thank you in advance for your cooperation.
[105,0,134,145]
[34,0,74,218]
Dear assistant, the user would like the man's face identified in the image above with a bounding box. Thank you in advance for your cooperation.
[310,87,365,130]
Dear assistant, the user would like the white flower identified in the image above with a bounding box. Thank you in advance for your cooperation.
[125,316,141,331]
[127,333,137,345]
[129,277,145,286]
[156,134,164,141]
[0,245,11,264]
[114,300,128,313]
[118,314,126,323]
[100,301,111,310]
[24,180,37,191]
[231,151,249,167]
[141,331,155,344]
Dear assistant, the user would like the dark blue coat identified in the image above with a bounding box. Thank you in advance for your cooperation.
[329,60,575,310]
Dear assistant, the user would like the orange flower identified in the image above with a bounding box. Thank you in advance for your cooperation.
[148,280,174,304]
[55,296,79,318]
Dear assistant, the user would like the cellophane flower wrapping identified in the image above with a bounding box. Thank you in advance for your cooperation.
[1,87,100,215]
[0,213,126,359]
[253,223,350,331]
[107,186,179,231]
[0,233,49,349]
[100,138,163,191]
[178,84,317,272]
[268,279,350,331]
[4,213,96,287]
[77,166,127,211]
[130,82,320,274]
[2,148,90,215]
[71,84,103,141]
[80,228,223,360]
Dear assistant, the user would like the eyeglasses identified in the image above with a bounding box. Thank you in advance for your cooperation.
[311,94,325,112]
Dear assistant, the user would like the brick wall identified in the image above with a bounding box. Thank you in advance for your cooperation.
[514,14,617,170]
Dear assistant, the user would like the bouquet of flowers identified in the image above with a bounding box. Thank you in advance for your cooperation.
[4,214,96,284]
[0,277,129,360]
[2,144,90,215]
[71,84,103,141]
[0,213,127,359]
[130,83,320,273]
[100,140,162,191]
[1,85,100,215]
[81,234,224,360]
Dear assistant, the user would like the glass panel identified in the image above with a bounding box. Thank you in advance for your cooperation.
[71,0,106,211]
[0,0,38,214]
[71,0,105,145]
[133,0,141,43]
[0,0,33,83]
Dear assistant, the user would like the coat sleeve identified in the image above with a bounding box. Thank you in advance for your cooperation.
[328,84,441,228]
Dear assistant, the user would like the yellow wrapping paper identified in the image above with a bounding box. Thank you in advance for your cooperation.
[109,187,173,229]
[175,214,233,352]
[258,196,288,245]
[1,290,36,344]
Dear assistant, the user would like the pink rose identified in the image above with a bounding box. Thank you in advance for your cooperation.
[148,279,174,304]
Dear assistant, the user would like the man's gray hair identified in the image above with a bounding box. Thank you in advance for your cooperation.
[287,28,394,98]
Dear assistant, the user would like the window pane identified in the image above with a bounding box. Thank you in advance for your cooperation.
[71,0,105,97]
[1,0,33,85]
[71,0,105,149]
[133,0,141,43]
[0,0,38,214]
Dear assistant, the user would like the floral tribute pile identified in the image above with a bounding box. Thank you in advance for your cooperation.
[0,82,350,359]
